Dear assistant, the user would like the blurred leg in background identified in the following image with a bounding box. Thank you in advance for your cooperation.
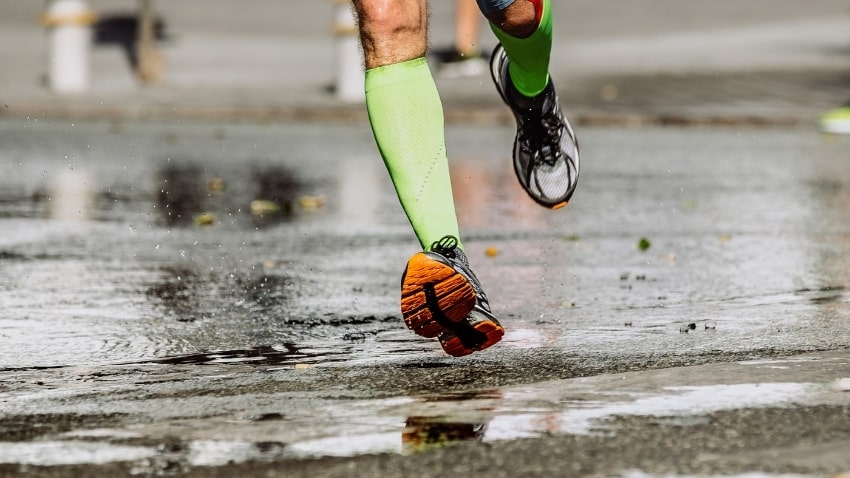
[432,0,487,78]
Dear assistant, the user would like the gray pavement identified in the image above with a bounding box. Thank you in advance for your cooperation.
[1,119,850,476]
[1,1,850,124]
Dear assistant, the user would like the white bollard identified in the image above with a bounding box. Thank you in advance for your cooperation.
[332,0,364,102]
[40,0,98,94]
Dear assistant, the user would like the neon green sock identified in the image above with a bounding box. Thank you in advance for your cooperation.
[489,0,552,97]
[365,57,462,250]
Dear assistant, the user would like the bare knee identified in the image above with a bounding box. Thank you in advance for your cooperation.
[353,0,427,68]
[485,0,537,38]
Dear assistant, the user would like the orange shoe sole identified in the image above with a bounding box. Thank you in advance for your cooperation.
[440,319,504,357]
[400,252,476,338]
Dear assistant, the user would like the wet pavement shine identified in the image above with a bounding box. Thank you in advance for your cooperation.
[1,118,850,477]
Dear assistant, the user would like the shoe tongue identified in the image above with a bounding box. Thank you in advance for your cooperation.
[508,79,554,117]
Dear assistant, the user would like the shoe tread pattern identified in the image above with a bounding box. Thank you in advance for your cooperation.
[439,319,504,357]
[401,253,476,338]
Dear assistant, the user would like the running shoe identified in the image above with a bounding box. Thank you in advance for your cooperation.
[489,44,579,209]
[819,104,850,135]
[400,235,504,357]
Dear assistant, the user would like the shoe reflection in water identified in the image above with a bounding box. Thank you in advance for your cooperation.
[401,389,500,453]
[402,417,488,453]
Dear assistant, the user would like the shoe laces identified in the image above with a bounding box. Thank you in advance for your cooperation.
[429,235,488,307]
[429,235,460,259]
[519,109,564,168]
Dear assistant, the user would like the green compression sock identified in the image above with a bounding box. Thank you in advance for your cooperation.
[365,57,462,250]
[490,0,552,97]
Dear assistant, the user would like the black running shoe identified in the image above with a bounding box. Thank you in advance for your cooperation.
[400,236,504,357]
[490,44,579,209]
[431,46,487,79]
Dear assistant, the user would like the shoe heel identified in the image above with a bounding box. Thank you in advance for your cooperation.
[401,253,476,338]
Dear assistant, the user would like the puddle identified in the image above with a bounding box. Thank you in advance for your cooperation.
[7,378,825,467]
[186,440,279,467]
[0,441,156,466]
[285,433,403,459]
[487,383,811,439]
[259,381,819,463]
[155,162,313,229]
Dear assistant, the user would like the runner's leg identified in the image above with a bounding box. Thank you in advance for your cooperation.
[353,0,462,249]
[476,0,552,97]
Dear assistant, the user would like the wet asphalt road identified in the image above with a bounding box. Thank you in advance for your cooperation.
[1,118,850,476]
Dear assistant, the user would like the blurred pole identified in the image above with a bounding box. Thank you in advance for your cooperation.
[136,0,164,85]
[332,0,364,102]
[39,0,97,93]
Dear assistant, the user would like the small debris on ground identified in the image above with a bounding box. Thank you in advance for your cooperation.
[298,194,326,210]
[207,177,225,193]
[250,200,281,216]
[194,212,216,226]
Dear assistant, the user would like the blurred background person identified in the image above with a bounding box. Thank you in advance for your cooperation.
[817,5,850,134]
[431,0,488,78]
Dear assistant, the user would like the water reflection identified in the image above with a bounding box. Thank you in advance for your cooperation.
[0,377,835,470]
[337,157,382,227]
[0,146,556,234]
[401,389,501,454]
[155,162,317,228]
[0,166,138,222]
[282,389,502,459]
[284,381,817,462]
[402,417,487,453]
[156,164,205,226]
[451,157,549,229]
